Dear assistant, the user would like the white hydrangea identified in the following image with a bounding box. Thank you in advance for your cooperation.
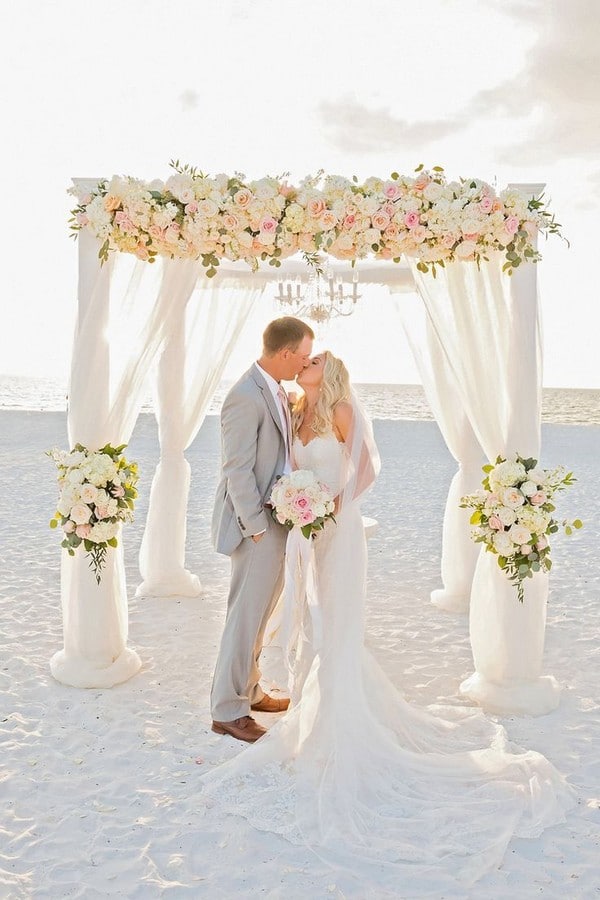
[489,459,527,492]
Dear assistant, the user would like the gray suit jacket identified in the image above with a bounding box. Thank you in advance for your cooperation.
[212,365,288,556]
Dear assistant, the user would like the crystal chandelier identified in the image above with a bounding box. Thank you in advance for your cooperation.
[275,269,361,323]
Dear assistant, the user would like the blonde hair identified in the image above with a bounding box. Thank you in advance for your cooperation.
[292,350,351,436]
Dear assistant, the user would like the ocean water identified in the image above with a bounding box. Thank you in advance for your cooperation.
[0,375,598,425]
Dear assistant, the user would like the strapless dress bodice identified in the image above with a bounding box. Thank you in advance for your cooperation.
[293,433,344,496]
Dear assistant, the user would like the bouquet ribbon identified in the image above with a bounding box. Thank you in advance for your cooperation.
[280,527,323,694]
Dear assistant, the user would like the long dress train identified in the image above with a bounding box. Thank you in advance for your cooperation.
[199,432,574,892]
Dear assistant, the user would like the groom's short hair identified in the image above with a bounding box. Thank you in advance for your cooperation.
[263,317,314,355]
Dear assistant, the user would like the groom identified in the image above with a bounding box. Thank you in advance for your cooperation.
[210,316,314,742]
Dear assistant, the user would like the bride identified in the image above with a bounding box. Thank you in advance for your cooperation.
[200,350,574,891]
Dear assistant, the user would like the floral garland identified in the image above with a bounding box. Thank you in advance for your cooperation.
[460,454,582,602]
[48,443,139,584]
[68,162,564,277]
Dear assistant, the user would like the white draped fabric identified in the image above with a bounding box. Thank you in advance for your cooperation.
[51,230,165,687]
[397,291,484,613]
[137,262,264,597]
[409,251,559,716]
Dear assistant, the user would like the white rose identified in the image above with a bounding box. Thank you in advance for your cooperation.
[67,468,86,485]
[497,506,517,526]
[65,450,87,466]
[79,483,99,504]
[70,503,92,525]
[423,182,443,202]
[454,240,477,259]
[520,480,538,497]
[502,487,525,509]
[508,523,531,545]
[493,532,514,555]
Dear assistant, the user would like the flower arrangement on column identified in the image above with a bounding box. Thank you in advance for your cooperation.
[460,454,582,602]
[48,444,139,583]
[68,163,564,277]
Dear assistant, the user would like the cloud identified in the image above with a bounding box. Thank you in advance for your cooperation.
[319,0,599,168]
[466,0,600,163]
[317,97,463,154]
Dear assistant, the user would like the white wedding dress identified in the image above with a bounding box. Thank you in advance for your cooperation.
[200,432,574,892]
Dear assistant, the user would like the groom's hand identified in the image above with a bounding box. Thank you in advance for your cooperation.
[251,532,265,543]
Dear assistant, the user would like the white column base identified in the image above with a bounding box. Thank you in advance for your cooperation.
[430,588,469,614]
[50,646,141,689]
[135,570,202,598]
[459,671,561,717]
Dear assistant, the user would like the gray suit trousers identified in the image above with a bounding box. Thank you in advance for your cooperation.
[210,521,287,722]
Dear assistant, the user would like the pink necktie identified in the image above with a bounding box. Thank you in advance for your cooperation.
[277,384,293,456]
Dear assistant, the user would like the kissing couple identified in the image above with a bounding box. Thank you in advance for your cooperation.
[203,316,573,890]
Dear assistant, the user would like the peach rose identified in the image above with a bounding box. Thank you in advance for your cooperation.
[104,194,121,212]
[233,188,253,208]
[372,210,391,230]
[76,524,92,539]
[307,198,326,217]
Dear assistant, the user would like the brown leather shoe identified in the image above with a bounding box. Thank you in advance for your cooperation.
[251,694,290,713]
[211,716,267,743]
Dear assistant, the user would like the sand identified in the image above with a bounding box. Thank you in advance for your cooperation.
[1,411,598,899]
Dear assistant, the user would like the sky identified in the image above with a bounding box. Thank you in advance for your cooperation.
[0,0,598,387]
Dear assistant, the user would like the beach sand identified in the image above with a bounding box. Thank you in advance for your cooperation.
[1,411,598,899]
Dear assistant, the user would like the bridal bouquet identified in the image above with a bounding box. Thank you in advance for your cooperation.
[269,469,336,539]
[48,443,139,584]
[460,454,582,602]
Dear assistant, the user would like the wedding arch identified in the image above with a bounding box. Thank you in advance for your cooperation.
[50,165,568,718]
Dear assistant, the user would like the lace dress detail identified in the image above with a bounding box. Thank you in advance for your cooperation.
[200,434,574,891]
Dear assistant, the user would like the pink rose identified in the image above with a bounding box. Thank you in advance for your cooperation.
[530,491,546,505]
[114,211,135,233]
[62,521,76,534]
[184,200,199,215]
[383,182,401,200]
[404,211,420,229]
[110,485,126,498]
[536,535,549,551]
[76,524,92,539]
[259,216,278,233]
[299,510,314,525]
[384,224,399,240]
[520,544,532,555]
[504,215,519,235]
[95,505,110,519]
[343,214,356,230]
[414,175,431,191]
[307,198,326,217]
[488,515,504,531]
[75,212,89,227]
[479,197,493,213]
[383,202,396,217]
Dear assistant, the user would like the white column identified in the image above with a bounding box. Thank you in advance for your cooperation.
[50,184,142,687]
